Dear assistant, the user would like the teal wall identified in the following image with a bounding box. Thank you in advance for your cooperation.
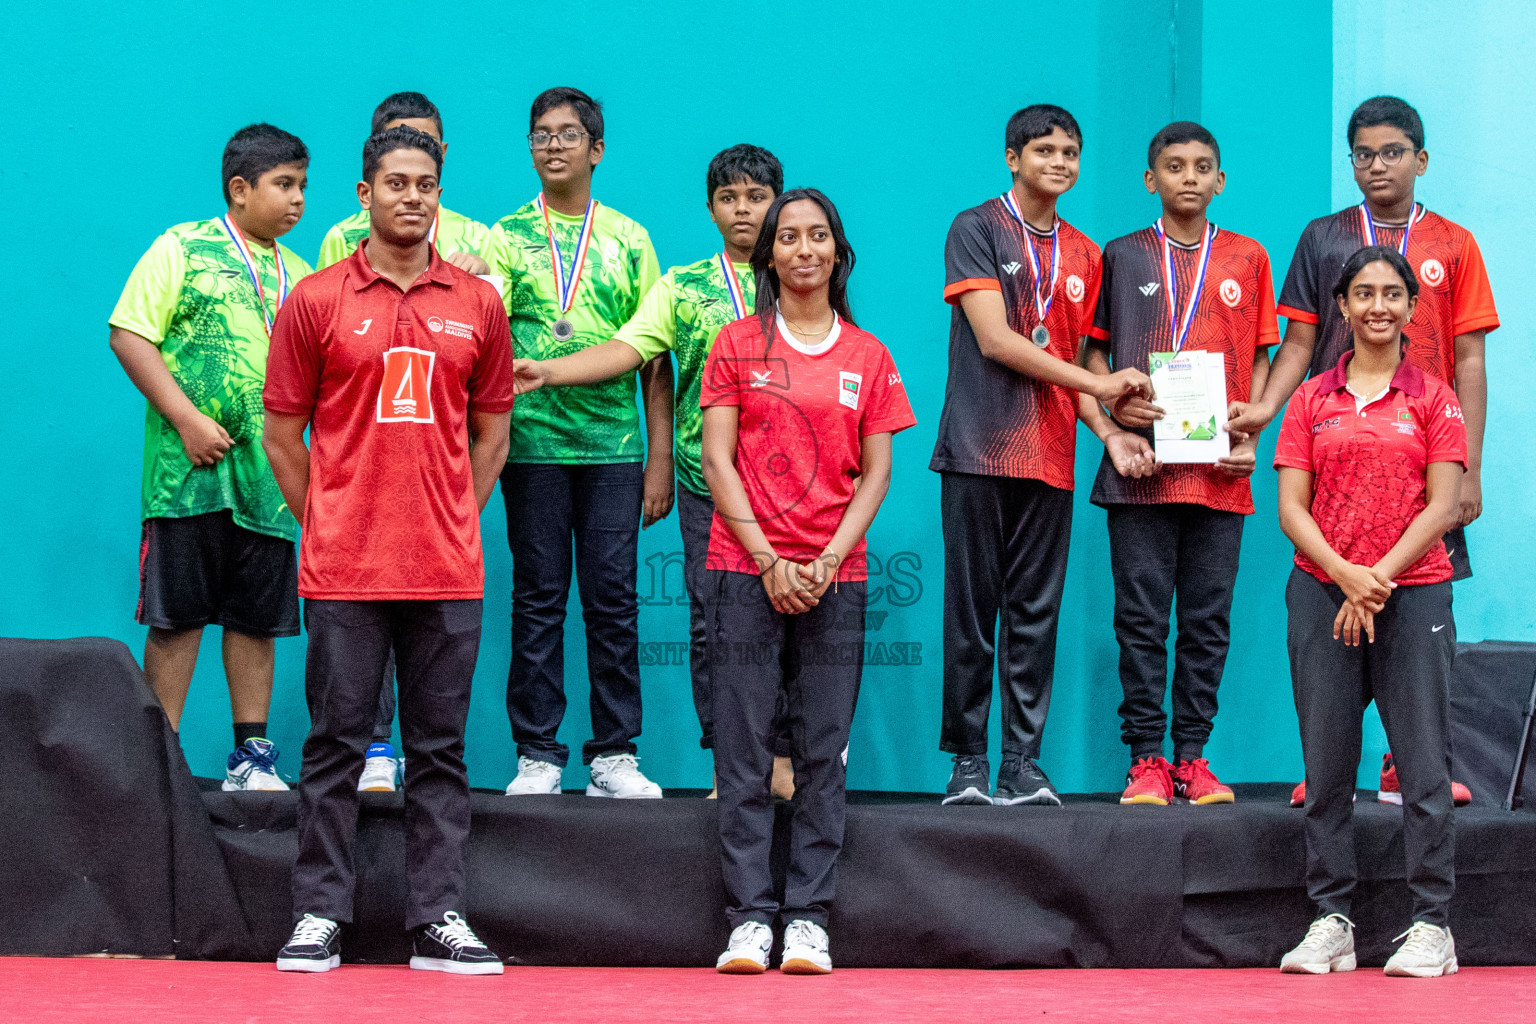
[5,1,1515,793]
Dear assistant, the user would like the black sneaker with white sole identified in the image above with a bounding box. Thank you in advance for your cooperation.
[410,912,504,975]
[942,754,993,805]
[993,756,1062,806]
[276,913,341,972]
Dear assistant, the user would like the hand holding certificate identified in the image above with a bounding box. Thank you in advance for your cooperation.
[1148,350,1229,464]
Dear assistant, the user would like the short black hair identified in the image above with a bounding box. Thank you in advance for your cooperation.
[371,91,442,138]
[222,123,308,205]
[530,86,603,140]
[1348,95,1424,150]
[706,144,783,202]
[1005,104,1082,153]
[1332,244,1420,300]
[1148,121,1220,168]
[362,125,443,184]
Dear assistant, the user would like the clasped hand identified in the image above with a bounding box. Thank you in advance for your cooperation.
[1331,562,1395,646]
[760,553,837,614]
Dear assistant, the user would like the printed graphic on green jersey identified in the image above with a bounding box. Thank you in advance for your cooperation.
[490,202,660,464]
[667,257,755,497]
[111,221,310,540]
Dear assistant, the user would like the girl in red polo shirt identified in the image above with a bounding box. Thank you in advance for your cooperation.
[1273,246,1465,979]
[700,188,915,976]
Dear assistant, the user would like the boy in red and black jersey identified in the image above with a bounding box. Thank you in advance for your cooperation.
[1084,122,1280,806]
[933,105,1150,807]
[1231,96,1498,580]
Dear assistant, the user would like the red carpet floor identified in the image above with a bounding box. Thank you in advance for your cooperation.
[5,958,1534,1023]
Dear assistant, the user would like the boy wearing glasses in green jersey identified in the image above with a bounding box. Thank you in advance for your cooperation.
[488,87,667,800]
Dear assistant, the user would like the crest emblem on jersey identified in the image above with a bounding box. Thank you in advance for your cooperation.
[839,371,863,410]
[1219,278,1242,307]
[1419,258,1446,288]
[1065,274,1086,302]
[427,316,445,333]
[378,347,436,423]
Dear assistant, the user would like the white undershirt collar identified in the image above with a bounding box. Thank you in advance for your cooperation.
[775,310,843,355]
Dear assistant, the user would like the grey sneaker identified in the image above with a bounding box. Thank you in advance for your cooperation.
[1384,922,1458,977]
[1280,913,1356,974]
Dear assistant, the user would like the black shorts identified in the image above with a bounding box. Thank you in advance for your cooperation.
[136,511,300,638]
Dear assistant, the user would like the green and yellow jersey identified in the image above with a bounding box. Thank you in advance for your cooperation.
[109,220,312,540]
[315,204,497,269]
[614,256,754,497]
[489,200,660,463]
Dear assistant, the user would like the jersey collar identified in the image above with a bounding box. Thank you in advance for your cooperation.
[348,238,455,292]
[1315,349,1425,398]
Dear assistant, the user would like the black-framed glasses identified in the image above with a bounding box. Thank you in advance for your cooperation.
[528,129,589,150]
[1350,144,1415,169]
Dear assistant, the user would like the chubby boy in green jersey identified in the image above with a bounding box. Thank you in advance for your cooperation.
[490,87,670,799]
[317,91,496,277]
[108,123,312,791]
[513,144,796,797]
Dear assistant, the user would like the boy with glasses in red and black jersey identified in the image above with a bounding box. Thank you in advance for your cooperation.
[1229,95,1494,808]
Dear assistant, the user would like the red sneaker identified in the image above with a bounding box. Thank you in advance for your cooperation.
[1174,758,1235,805]
[1290,781,1306,808]
[1378,752,1473,806]
[1120,757,1174,805]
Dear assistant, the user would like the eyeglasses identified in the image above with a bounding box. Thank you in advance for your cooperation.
[528,129,590,150]
[1350,144,1415,169]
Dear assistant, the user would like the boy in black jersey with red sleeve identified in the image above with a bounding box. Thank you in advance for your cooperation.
[933,104,1151,807]
[1231,96,1498,581]
[1083,123,1279,807]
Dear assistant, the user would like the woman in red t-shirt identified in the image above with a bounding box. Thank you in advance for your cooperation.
[700,188,915,975]
[1273,246,1465,978]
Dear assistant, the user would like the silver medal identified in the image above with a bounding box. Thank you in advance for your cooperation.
[1031,324,1051,348]
[552,318,575,342]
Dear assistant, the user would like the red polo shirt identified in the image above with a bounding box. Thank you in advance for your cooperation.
[263,243,515,600]
[1273,351,1466,586]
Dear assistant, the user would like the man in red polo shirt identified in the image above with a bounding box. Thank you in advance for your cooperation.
[262,126,515,975]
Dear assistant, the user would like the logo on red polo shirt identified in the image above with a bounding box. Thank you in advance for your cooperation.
[1065,274,1086,302]
[1419,259,1446,288]
[378,347,436,424]
[1219,278,1242,307]
[427,316,445,333]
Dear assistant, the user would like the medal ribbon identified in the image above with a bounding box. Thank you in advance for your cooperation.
[1153,218,1216,353]
[534,193,599,314]
[1359,201,1423,257]
[1000,190,1060,331]
[219,215,288,335]
[428,208,440,246]
[717,254,748,320]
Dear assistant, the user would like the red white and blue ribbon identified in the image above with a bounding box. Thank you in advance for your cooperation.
[428,208,440,246]
[534,194,599,314]
[1000,189,1060,328]
[717,253,748,320]
[1359,201,1423,257]
[218,214,288,335]
[1154,218,1217,353]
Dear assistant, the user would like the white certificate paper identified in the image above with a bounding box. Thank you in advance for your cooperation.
[1149,349,1229,464]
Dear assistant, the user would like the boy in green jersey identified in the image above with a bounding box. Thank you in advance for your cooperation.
[489,87,669,798]
[316,91,497,278]
[317,91,500,793]
[108,123,312,791]
[512,144,795,797]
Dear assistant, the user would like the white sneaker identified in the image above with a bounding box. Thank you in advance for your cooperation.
[505,757,562,796]
[224,738,290,792]
[358,742,397,793]
[1384,922,1458,977]
[1280,913,1356,974]
[780,919,832,974]
[715,921,773,974]
[586,753,663,799]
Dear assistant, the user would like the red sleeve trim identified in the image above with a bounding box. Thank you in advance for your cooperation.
[1276,303,1318,325]
[943,278,1001,304]
[261,398,314,416]
[1272,456,1313,473]
[1084,325,1110,342]
[1452,313,1501,337]
[468,399,516,414]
